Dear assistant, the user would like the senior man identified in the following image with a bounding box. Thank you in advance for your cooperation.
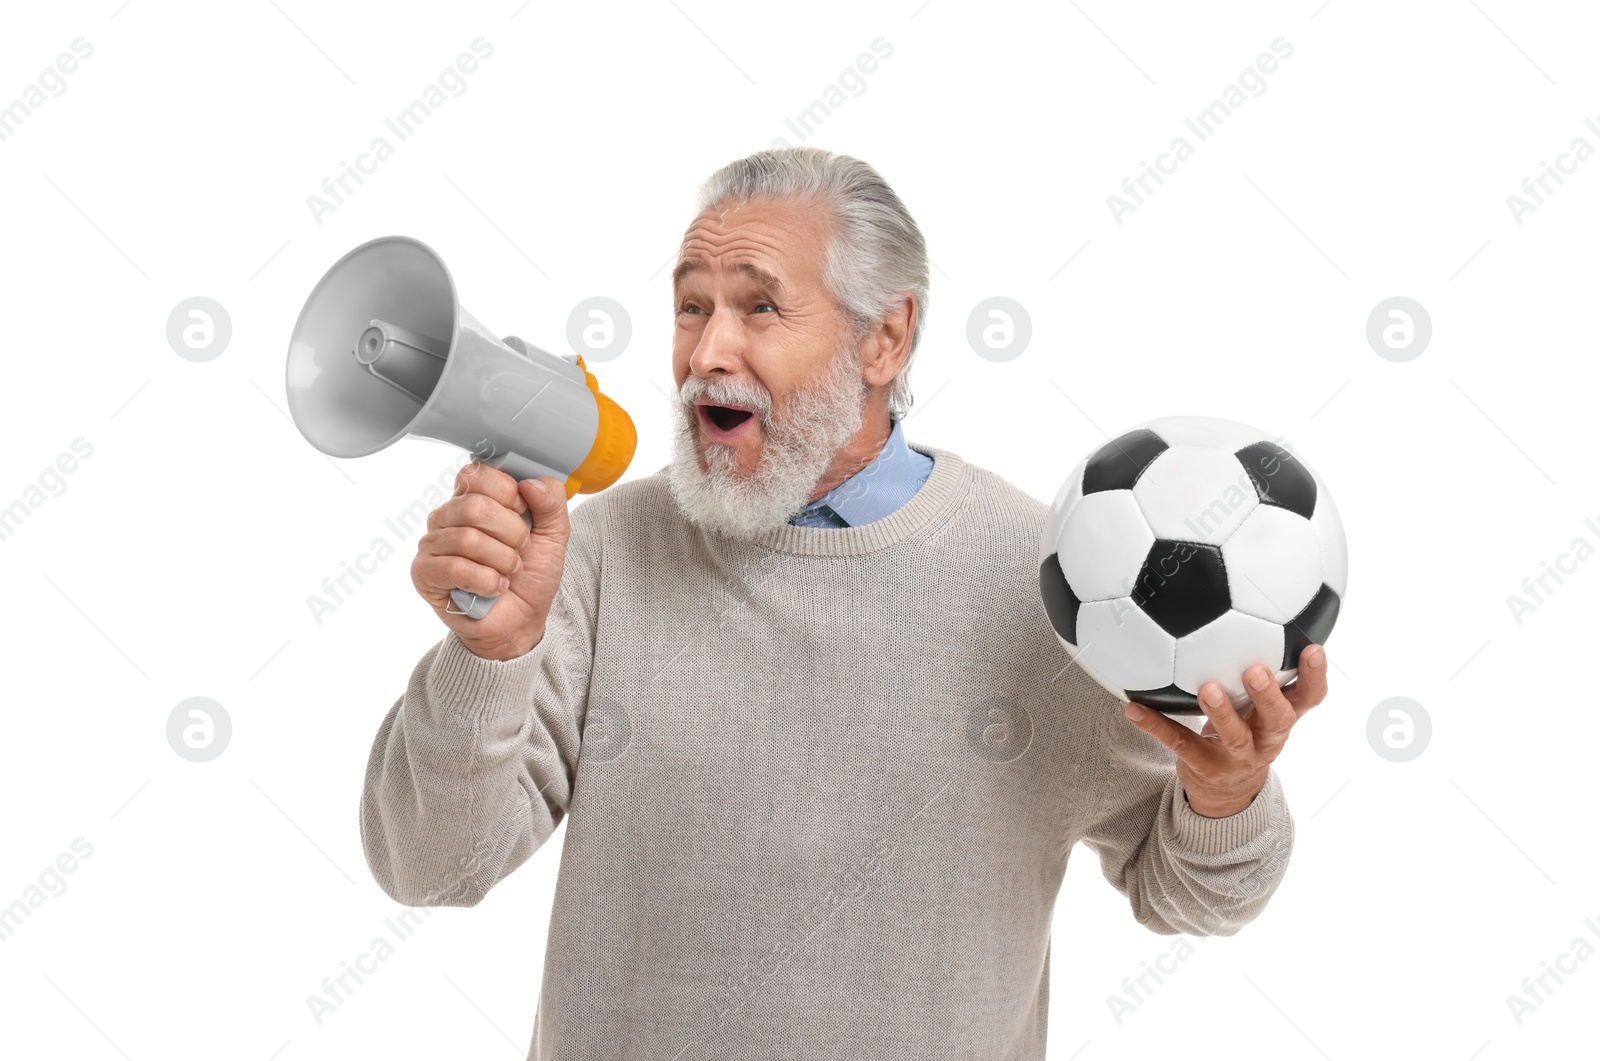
[360,145,1327,1060]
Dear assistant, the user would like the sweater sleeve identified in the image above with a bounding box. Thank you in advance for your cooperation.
[358,515,600,908]
[1070,699,1295,937]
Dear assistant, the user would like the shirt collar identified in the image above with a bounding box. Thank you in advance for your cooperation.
[793,418,919,527]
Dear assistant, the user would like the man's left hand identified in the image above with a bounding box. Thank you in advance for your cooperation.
[1121,643,1330,818]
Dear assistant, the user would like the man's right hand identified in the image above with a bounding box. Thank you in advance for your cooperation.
[412,462,572,662]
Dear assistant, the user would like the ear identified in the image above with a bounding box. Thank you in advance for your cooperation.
[859,293,916,390]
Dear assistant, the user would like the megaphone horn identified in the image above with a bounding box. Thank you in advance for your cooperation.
[286,235,636,620]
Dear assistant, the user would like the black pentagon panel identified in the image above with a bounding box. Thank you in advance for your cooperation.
[1131,540,1230,638]
[1235,441,1317,520]
[1082,429,1169,494]
[1282,583,1341,669]
[1125,684,1203,715]
[1039,553,1081,645]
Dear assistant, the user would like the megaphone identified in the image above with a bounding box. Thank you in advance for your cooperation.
[286,235,636,619]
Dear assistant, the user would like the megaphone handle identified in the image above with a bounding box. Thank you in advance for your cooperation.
[446,508,536,620]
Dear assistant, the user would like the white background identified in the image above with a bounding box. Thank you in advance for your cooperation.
[1,0,1595,1057]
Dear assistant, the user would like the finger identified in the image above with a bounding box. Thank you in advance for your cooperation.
[452,461,527,514]
[428,491,533,551]
[412,552,509,603]
[1283,643,1329,718]
[1196,682,1255,753]
[1242,664,1297,741]
[1123,702,1208,764]
[418,525,523,579]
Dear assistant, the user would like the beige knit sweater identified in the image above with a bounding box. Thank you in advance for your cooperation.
[359,438,1294,1060]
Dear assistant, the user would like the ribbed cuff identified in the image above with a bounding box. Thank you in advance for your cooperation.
[1169,769,1280,855]
[425,629,545,723]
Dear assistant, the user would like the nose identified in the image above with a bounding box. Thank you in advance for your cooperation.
[686,305,746,382]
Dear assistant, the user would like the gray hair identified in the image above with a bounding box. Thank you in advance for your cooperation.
[692,146,928,421]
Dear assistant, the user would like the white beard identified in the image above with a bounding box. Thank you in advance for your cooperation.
[666,339,867,541]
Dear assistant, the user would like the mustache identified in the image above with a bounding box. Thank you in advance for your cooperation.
[679,378,773,421]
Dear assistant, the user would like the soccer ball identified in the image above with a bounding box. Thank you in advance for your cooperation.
[1038,415,1347,715]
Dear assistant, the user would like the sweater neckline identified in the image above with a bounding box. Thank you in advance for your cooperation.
[740,440,967,556]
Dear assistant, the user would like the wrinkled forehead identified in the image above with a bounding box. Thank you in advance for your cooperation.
[673,197,830,291]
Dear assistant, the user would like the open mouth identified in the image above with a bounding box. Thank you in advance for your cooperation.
[697,403,757,441]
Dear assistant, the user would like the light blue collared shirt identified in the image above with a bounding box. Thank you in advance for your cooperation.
[788,418,934,528]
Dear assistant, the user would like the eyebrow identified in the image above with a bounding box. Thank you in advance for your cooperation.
[671,258,787,296]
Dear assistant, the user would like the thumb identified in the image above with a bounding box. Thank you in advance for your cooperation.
[518,476,571,538]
